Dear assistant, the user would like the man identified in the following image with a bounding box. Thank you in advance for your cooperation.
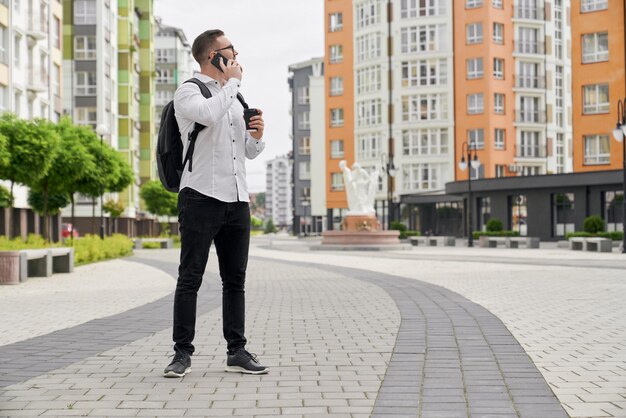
[163,30,268,378]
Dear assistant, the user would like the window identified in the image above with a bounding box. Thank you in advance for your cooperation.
[53,17,61,49]
[467,93,484,114]
[402,59,448,87]
[494,128,505,149]
[356,33,382,63]
[299,162,311,181]
[401,0,446,18]
[494,93,505,114]
[517,27,540,54]
[554,0,563,59]
[330,108,344,127]
[329,12,343,32]
[468,129,484,149]
[466,23,483,44]
[582,32,609,63]
[329,45,343,64]
[74,0,96,25]
[156,69,173,84]
[466,0,482,8]
[555,66,564,127]
[75,72,97,95]
[357,99,382,127]
[583,84,609,114]
[297,86,310,105]
[357,132,381,160]
[52,64,61,97]
[466,58,483,79]
[584,135,610,165]
[74,36,96,60]
[402,93,448,121]
[519,131,542,157]
[74,107,97,126]
[330,77,344,96]
[330,140,344,159]
[156,49,176,63]
[556,133,565,173]
[493,23,504,44]
[356,0,381,29]
[401,24,446,53]
[299,137,310,155]
[604,191,624,232]
[519,96,540,122]
[0,86,5,113]
[402,163,440,191]
[495,165,505,177]
[518,62,540,88]
[13,0,19,13]
[510,195,528,236]
[356,66,381,94]
[492,0,503,8]
[331,173,344,191]
[14,34,21,68]
[298,111,310,130]
[13,90,21,114]
[493,58,504,79]
[155,90,173,106]
[402,128,449,156]
[553,193,575,237]
[0,25,6,64]
[478,197,491,231]
[581,0,608,12]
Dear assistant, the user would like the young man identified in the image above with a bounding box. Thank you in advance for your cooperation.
[164,30,268,377]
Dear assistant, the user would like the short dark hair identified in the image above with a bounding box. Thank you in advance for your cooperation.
[192,29,224,65]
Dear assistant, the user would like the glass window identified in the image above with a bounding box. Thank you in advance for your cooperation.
[553,193,575,237]
[466,0,482,8]
[14,34,21,68]
[584,135,610,165]
[401,24,447,53]
[466,23,483,44]
[493,23,504,44]
[74,107,97,127]
[466,58,483,79]
[400,0,446,18]
[583,84,610,114]
[357,132,381,160]
[356,0,381,29]
[74,0,96,25]
[0,25,6,65]
[75,72,97,96]
[299,161,311,181]
[297,87,309,105]
[402,93,448,122]
[467,93,484,114]
[329,45,343,64]
[329,12,343,32]
[330,108,344,127]
[492,0,503,8]
[357,99,382,127]
[494,93,505,114]
[468,129,484,149]
[357,66,381,94]
[330,140,344,159]
[331,173,344,191]
[495,164,505,177]
[330,77,344,96]
[494,128,505,149]
[74,36,96,60]
[402,59,448,87]
[493,58,504,79]
[402,128,449,156]
[299,136,310,155]
[604,191,624,232]
[298,111,310,130]
[581,0,608,12]
[478,197,491,231]
[582,32,609,63]
[356,32,382,63]
[510,194,528,236]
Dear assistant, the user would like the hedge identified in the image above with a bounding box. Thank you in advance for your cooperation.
[565,231,623,241]
[473,231,520,239]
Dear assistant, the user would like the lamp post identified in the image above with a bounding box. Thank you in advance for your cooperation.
[611,98,626,253]
[301,196,310,237]
[458,141,481,247]
[95,124,109,240]
[380,153,398,229]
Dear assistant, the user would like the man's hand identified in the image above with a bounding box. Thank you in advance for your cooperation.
[249,109,264,140]
[221,59,243,81]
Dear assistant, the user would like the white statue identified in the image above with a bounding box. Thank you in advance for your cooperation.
[339,160,380,215]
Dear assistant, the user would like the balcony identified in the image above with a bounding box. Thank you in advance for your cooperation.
[27,70,49,93]
[515,110,546,124]
[514,41,545,55]
[515,76,546,89]
[514,7,544,21]
[515,144,547,159]
[26,15,48,41]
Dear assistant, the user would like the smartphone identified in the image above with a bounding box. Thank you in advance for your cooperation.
[210,53,229,73]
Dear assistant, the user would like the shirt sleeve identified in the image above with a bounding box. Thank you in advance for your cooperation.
[245,131,265,160]
[174,78,241,126]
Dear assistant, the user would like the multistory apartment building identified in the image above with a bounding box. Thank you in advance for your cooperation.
[0,0,63,208]
[572,0,625,172]
[288,57,325,235]
[154,19,192,131]
[265,155,293,230]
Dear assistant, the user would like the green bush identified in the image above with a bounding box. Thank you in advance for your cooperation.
[473,230,520,239]
[401,230,420,239]
[583,215,605,234]
[485,219,503,232]
[566,231,623,241]
[264,218,277,234]
[142,242,162,249]
[72,234,133,265]
[0,234,60,250]
[390,221,407,232]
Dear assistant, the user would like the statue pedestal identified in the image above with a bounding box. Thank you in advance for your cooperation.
[319,214,403,247]
[342,214,381,232]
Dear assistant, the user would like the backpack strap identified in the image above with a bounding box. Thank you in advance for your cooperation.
[181,78,212,173]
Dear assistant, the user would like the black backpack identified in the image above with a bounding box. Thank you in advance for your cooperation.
[156,78,249,193]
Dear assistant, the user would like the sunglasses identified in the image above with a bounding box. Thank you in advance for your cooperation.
[213,44,236,55]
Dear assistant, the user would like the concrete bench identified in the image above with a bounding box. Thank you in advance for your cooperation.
[478,236,508,248]
[479,236,540,249]
[570,237,612,252]
[0,248,74,285]
[409,236,428,246]
[427,236,455,247]
[133,237,174,250]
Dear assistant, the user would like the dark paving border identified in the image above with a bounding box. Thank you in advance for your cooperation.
[252,256,568,418]
[0,256,221,389]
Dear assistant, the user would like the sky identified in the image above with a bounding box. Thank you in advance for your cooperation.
[154,0,325,193]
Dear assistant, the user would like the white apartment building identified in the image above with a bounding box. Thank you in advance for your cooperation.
[265,155,293,230]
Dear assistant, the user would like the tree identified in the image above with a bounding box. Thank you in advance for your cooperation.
[140,181,178,235]
[27,190,70,238]
[103,199,125,234]
[0,115,60,237]
[256,192,265,208]
[264,218,277,234]
[251,215,263,229]
[583,215,605,234]
[0,184,12,208]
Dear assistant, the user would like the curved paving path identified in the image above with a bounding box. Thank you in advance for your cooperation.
[0,251,566,417]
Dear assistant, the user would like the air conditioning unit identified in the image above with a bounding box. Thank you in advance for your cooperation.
[508,164,518,173]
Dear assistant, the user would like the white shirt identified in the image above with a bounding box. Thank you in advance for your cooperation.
[174,72,265,203]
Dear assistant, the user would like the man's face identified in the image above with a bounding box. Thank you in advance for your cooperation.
[210,36,238,61]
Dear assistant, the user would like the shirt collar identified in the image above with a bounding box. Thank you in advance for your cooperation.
[193,72,220,85]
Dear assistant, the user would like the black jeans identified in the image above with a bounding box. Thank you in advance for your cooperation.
[173,187,250,355]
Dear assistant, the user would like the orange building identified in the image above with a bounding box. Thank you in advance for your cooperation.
[572,0,626,172]
[324,0,354,227]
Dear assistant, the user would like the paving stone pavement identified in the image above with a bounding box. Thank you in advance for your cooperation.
[1,241,623,417]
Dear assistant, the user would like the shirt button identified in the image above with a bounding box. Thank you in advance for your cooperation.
[233,157,236,160]
[232,140,235,142]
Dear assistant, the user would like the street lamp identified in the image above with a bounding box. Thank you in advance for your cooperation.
[458,141,481,247]
[301,196,310,237]
[380,153,398,229]
[95,124,109,240]
[611,98,626,253]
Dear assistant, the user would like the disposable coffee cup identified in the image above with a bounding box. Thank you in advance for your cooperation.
[244,108,260,132]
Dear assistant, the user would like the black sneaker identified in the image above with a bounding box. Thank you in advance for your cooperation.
[163,350,191,378]
[225,349,269,374]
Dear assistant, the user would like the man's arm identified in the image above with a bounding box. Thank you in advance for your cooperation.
[174,78,241,126]
[245,132,265,159]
